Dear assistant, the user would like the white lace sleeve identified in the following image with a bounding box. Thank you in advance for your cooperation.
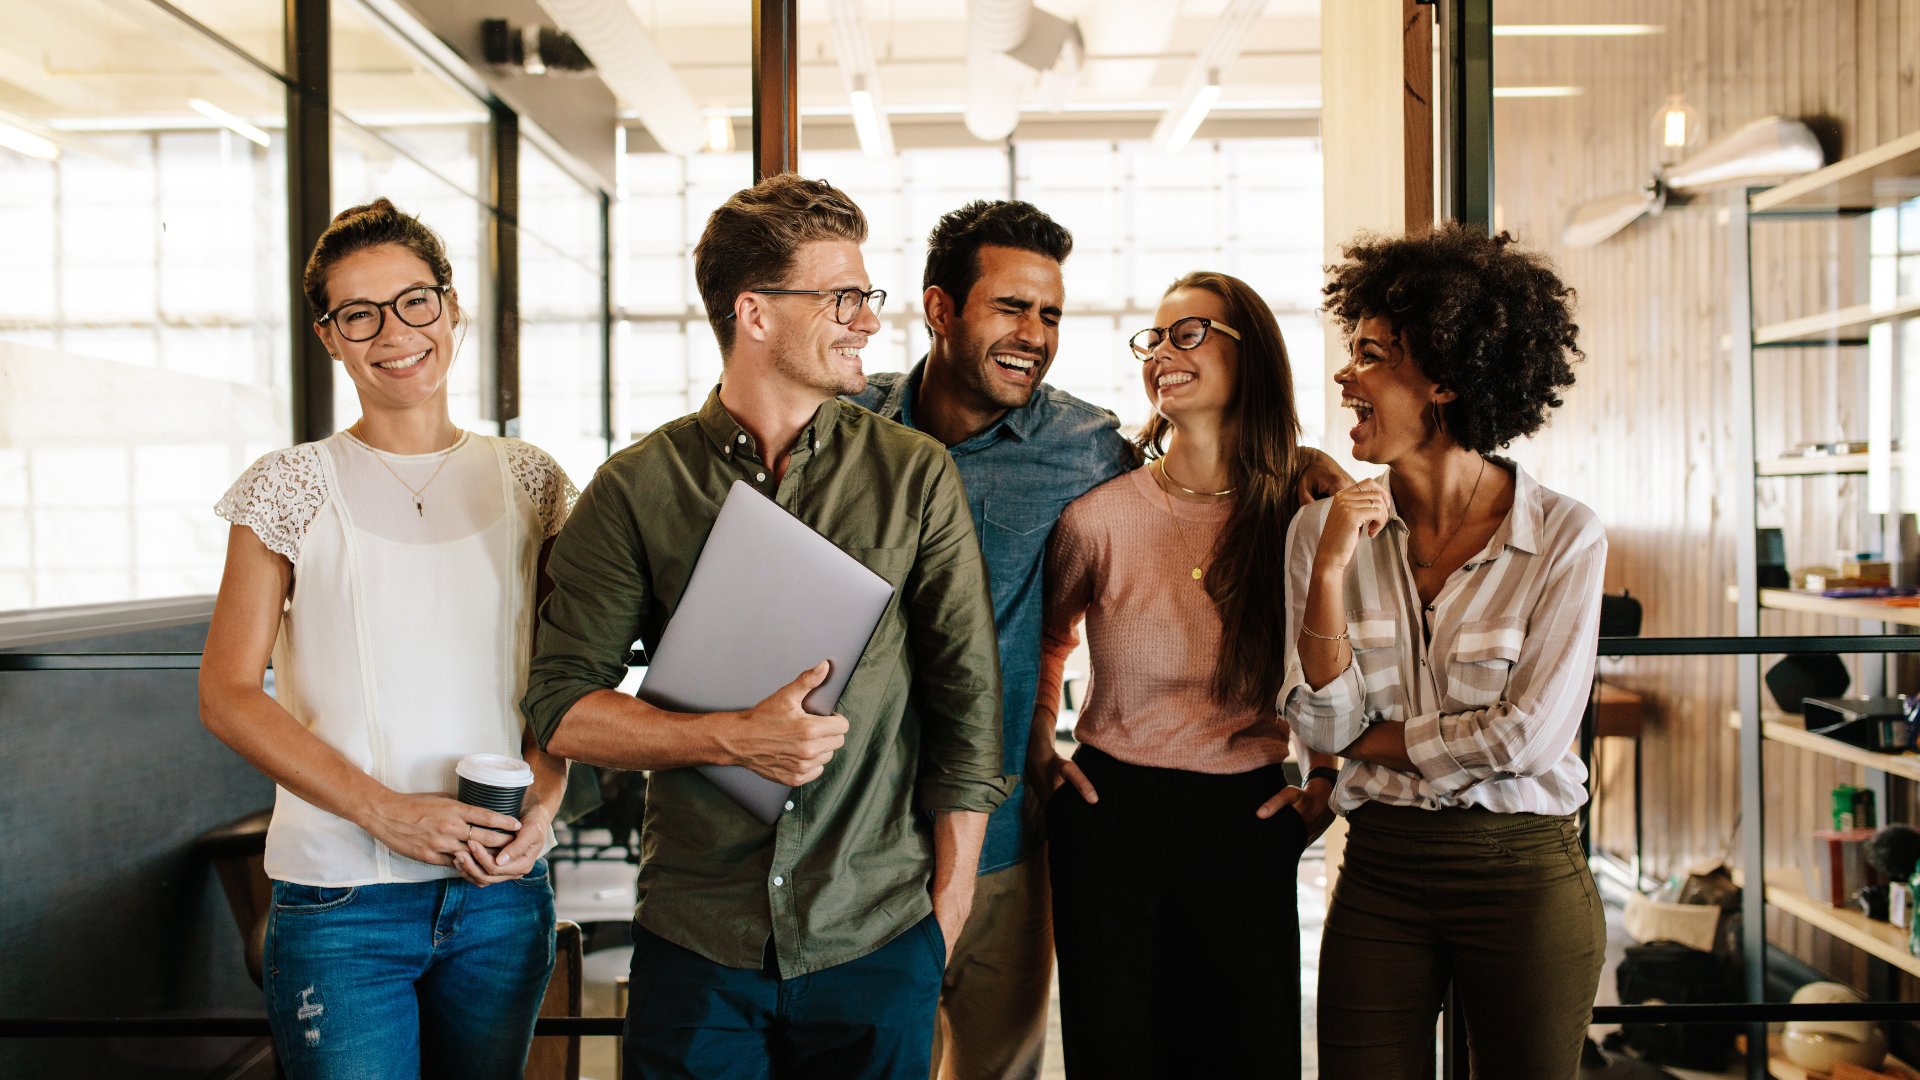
[213,444,329,562]
[503,439,579,539]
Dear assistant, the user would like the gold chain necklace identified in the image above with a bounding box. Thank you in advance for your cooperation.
[1152,459,1220,582]
[1157,456,1236,498]
[348,423,461,517]
[1410,456,1487,569]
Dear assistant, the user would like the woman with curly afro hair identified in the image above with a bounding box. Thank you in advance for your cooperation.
[1278,224,1608,1078]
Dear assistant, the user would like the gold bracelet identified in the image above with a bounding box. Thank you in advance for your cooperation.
[1300,624,1350,642]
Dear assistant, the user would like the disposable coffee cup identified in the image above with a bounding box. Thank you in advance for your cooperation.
[456,753,534,820]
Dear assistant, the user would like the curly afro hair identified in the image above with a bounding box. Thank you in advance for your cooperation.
[1322,223,1582,453]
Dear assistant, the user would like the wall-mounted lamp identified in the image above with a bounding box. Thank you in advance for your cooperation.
[703,110,735,154]
[1653,93,1701,164]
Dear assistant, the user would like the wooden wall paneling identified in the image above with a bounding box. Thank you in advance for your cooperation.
[1493,0,1919,993]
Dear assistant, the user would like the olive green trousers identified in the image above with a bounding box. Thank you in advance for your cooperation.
[1318,802,1605,1080]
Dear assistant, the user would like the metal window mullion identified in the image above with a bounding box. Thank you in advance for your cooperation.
[286,0,331,442]
[490,103,519,436]
[1729,188,1769,1080]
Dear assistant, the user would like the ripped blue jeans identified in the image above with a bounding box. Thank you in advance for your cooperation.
[262,861,555,1079]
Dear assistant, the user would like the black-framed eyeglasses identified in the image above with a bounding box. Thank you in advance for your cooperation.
[1129,316,1242,361]
[318,285,452,342]
[725,286,888,325]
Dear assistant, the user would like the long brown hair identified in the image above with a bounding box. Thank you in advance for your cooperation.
[1140,271,1304,709]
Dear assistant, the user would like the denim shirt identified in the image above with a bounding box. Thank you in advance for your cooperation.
[850,362,1138,872]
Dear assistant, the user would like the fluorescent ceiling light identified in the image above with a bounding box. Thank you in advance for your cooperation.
[0,118,60,160]
[849,76,893,158]
[188,99,272,147]
[1157,69,1221,152]
[1493,86,1586,99]
[1493,24,1664,37]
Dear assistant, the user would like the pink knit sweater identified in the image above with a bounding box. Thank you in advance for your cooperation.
[1037,467,1295,774]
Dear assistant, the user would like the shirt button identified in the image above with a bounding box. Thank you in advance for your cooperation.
[736,434,747,444]
[723,445,731,454]
[783,800,795,812]
[772,875,785,887]
[755,471,767,482]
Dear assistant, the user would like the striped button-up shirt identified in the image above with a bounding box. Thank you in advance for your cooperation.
[1279,460,1606,816]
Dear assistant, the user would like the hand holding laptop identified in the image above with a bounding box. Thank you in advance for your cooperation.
[718,660,852,786]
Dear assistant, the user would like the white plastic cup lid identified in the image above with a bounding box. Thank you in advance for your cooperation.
[456,753,535,788]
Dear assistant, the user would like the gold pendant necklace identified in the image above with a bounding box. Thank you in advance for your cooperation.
[1410,455,1487,569]
[1153,459,1216,582]
[349,423,460,517]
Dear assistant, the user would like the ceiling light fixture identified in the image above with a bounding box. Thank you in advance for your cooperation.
[826,0,896,157]
[1157,68,1221,153]
[0,117,60,161]
[1492,24,1664,37]
[1150,0,1262,153]
[1492,86,1586,99]
[849,76,893,159]
[188,99,272,148]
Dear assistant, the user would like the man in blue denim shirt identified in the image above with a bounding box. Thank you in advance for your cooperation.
[850,201,1134,1080]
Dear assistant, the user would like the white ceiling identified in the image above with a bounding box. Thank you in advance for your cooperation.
[0,0,1322,128]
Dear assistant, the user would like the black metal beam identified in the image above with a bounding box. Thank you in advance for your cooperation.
[489,102,520,435]
[751,0,798,180]
[286,0,332,442]
[1598,634,1920,655]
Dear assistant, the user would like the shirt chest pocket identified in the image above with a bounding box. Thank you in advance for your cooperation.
[1446,617,1524,709]
[981,497,1068,582]
[1346,609,1405,714]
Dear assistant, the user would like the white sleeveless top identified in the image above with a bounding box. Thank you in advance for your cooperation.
[216,430,577,886]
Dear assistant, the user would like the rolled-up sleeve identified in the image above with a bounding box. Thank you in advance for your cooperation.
[910,454,1015,815]
[521,467,650,750]
[1402,513,1607,795]
[1278,505,1370,755]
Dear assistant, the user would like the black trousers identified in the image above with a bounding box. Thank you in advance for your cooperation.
[1046,744,1309,1080]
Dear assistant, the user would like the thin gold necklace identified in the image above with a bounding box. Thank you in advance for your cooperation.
[1151,461,1217,582]
[1410,456,1487,569]
[348,423,462,517]
[1157,456,1236,498]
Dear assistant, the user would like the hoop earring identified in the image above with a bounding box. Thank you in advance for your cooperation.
[1430,401,1447,435]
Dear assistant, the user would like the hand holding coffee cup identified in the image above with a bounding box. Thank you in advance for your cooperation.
[456,753,536,829]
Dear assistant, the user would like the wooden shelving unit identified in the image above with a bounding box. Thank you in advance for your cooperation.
[1750,128,1920,213]
[1757,452,1906,476]
[1764,869,1920,978]
[1760,589,1920,628]
[1755,296,1920,346]
[1731,710,1920,783]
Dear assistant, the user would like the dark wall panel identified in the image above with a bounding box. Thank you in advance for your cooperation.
[0,623,274,1077]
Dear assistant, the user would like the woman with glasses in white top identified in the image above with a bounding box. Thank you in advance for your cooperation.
[200,198,576,1078]
[1282,224,1606,1078]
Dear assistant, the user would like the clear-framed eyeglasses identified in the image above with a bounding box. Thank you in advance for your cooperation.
[727,286,888,325]
[1129,316,1242,361]
[318,284,453,342]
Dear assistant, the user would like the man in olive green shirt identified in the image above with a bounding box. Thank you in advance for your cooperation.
[522,174,1011,1079]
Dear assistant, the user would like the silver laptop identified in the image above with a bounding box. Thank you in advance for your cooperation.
[636,480,896,824]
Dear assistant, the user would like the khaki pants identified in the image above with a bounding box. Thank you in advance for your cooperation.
[1318,803,1605,1080]
[929,851,1052,1080]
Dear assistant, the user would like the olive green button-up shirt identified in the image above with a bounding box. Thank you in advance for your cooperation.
[523,388,1012,977]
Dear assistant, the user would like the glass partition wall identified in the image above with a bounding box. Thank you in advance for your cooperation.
[0,0,291,610]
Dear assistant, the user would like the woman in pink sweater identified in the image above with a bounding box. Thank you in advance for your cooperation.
[1029,270,1340,1079]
